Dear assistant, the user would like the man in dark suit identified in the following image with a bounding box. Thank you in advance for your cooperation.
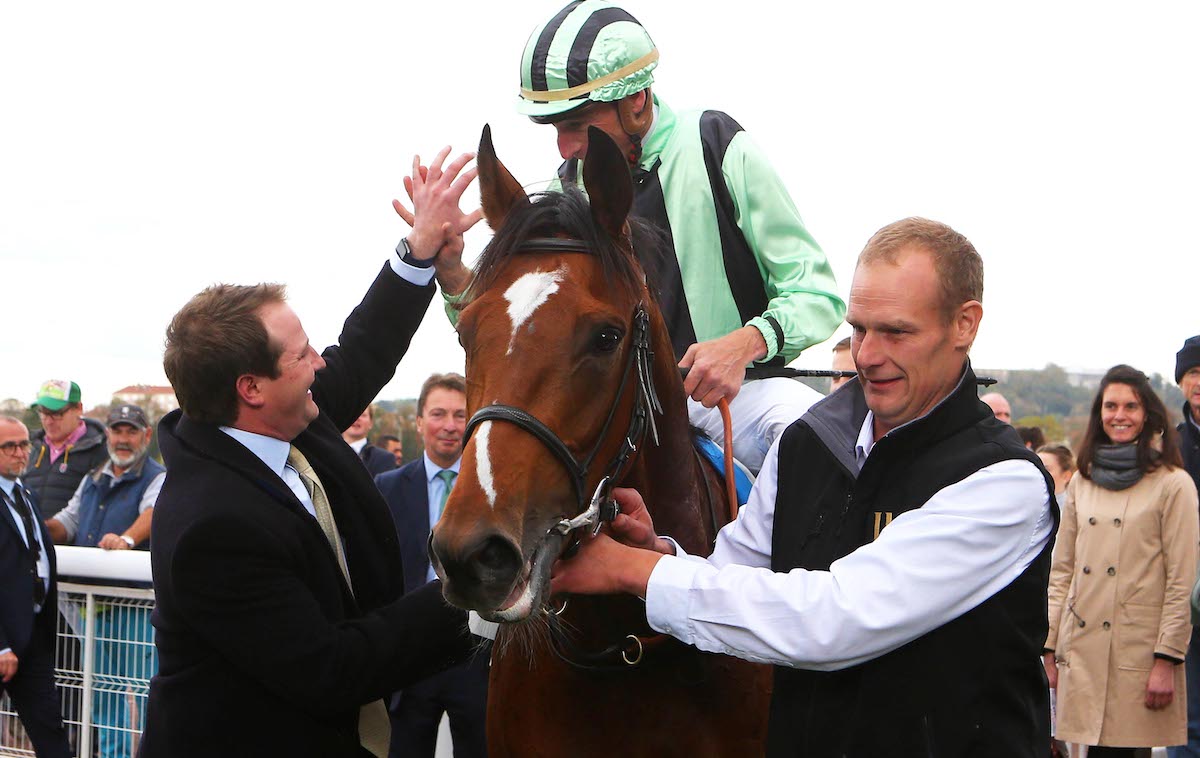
[0,415,73,758]
[141,150,481,758]
[342,405,397,477]
[376,373,487,758]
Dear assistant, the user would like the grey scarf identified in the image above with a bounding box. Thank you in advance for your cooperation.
[1090,443,1145,491]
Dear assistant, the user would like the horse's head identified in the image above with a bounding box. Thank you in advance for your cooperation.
[430,126,655,623]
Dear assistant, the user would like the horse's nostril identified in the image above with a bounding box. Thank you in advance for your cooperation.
[474,536,522,576]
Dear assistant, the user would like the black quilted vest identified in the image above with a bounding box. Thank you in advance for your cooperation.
[767,365,1057,758]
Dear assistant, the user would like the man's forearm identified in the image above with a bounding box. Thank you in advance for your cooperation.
[435,261,472,296]
[44,517,68,544]
[619,546,666,598]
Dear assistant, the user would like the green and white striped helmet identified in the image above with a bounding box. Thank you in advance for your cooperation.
[517,1,658,119]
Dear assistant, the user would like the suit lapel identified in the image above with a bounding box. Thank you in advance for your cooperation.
[0,488,23,541]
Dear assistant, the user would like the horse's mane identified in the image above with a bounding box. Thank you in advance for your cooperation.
[466,183,666,303]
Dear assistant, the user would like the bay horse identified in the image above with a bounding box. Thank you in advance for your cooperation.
[429,126,771,756]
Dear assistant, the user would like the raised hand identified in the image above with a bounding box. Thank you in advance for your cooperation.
[392,148,483,287]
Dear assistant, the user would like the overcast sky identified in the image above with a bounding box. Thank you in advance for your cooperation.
[2,1,1196,407]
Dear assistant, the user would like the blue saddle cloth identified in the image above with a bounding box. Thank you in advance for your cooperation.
[693,436,754,506]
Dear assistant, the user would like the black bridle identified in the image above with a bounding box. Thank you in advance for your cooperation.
[460,237,663,539]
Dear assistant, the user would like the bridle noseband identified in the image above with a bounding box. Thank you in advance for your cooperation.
[460,237,663,541]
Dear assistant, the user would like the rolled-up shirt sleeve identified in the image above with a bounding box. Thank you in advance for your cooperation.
[646,439,1053,671]
[52,477,88,541]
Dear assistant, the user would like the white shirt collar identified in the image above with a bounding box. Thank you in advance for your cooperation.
[0,476,17,500]
[347,437,368,454]
[423,452,461,483]
[855,411,876,466]
[219,426,291,479]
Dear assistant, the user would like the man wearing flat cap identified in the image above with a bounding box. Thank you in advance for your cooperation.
[44,403,164,758]
[1170,335,1200,758]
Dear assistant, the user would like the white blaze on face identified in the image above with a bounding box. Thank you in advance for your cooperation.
[503,265,566,355]
[474,420,497,508]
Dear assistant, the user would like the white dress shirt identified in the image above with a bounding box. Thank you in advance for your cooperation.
[645,410,1054,672]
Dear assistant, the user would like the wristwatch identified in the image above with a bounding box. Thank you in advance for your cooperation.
[397,237,434,268]
[120,535,136,548]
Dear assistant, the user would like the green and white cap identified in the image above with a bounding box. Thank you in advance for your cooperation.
[517,1,658,119]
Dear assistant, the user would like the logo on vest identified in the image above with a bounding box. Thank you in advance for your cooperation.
[872,511,894,541]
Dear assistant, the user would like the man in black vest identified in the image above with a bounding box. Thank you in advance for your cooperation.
[553,217,1058,757]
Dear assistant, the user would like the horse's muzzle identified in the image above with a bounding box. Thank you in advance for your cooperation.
[430,527,525,612]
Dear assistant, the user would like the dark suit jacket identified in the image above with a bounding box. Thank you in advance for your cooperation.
[140,265,473,758]
[359,443,398,478]
[375,459,434,596]
[0,484,57,659]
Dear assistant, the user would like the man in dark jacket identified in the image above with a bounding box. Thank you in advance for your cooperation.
[343,405,397,477]
[141,153,480,758]
[1169,335,1200,758]
[376,372,487,758]
[24,379,109,517]
[553,217,1058,757]
[0,415,72,758]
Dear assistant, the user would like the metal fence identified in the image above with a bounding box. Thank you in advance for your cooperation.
[0,547,154,758]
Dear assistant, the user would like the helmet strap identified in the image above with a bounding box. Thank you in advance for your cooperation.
[617,89,652,166]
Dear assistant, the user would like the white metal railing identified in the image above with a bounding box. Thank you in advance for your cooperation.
[1,547,153,758]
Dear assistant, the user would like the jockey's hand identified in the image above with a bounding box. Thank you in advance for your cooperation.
[0,650,17,683]
[609,487,674,556]
[1145,658,1176,710]
[679,326,768,408]
[392,147,482,287]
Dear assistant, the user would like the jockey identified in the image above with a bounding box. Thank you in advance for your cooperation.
[428,0,845,474]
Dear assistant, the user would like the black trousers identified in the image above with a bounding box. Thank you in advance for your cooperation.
[388,652,489,758]
[0,627,72,758]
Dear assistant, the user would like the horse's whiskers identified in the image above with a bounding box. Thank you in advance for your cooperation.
[493,605,555,667]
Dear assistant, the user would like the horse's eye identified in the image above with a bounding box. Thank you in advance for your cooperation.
[593,327,623,353]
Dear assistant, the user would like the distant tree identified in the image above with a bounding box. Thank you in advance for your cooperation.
[372,399,421,462]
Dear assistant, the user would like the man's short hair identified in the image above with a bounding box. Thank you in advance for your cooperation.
[377,434,400,447]
[858,217,983,322]
[164,283,288,426]
[833,337,851,353]
[1016,426,1045,450]
[417,373,467,416]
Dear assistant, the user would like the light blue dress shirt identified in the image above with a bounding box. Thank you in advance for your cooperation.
[424,453,461,582]
[219,427,317,520]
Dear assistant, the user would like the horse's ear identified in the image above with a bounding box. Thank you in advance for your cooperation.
[477,124,530,231]
[582,126,633,239]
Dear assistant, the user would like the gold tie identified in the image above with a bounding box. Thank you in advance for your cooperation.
[287,445,391,757]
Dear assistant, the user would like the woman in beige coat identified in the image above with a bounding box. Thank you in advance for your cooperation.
[1045,365,1200,756]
